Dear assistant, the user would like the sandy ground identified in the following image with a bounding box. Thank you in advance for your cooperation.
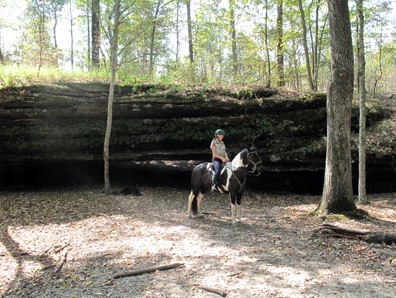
[0,186,395,298]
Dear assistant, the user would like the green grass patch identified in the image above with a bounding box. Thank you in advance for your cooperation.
[0,65,113,88]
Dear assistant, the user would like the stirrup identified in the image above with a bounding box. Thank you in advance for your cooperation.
[211,184,218,192]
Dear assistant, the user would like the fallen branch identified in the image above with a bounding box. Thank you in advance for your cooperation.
[54,250,68,273]
[196,285,227,297]
[113,263,184,279]
[314,224,396,245]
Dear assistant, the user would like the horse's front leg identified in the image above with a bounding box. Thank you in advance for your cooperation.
[235,192,243,222]
[229,192,237,225]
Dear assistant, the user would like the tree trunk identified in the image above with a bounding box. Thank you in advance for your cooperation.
[53,10,58,49]
[0,46,5,65]
[356,0,368,204]
[319,0,356,214]
[230,0,238,78]
[186,0,194,80]
[104,0,121,192]
[186,0,194,64]
[264,0,271,88]
[175,0,180,64]
[86,2,91,65]
[92,0,101,68]
[149,1,162,79]
[276,0,285,87]
[70,0,74,70]
[298,0,314,91]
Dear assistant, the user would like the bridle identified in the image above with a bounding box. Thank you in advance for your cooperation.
[246,149,262,176]
[221,148,262,192]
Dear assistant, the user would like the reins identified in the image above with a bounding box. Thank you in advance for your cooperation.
[225,163,246,191]
[224,149,261,192]
[246,150,262,176]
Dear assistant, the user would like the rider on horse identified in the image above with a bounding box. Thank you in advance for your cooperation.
[210,129,230,191]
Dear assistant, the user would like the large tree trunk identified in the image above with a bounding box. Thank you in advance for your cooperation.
[319,0,356,214]
[356,0,368,204]
[104,0,121,192]
[276,0,285,87]
[91,0,101,68]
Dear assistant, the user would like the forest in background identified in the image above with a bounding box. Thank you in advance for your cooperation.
[0,0,395,95]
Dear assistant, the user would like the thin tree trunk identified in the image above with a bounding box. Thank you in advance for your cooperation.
[37,0,46,76]
[175,0,180,64]
[104,0,121,192]
[356,0,368,204]
[264,0,271,87]
[70,0,74,70]
[230,0,238,78]
[319,0,356,215]
[186,0,193,63]
[186,0,194,80]
[149,1,162,79]
[373,33,383,97]
[298,0,314,90]
[276,0,285,87]
[0,44,5,65]
[92,0,101,68]
[86,2,91,66]
[53,10,58,49]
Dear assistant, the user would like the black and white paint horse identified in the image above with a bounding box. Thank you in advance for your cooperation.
[188,145,263,224]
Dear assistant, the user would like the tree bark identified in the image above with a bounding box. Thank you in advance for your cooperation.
[92,0,101,68]
[319,0,356,214]
[186,0,194,80]
[186,0,194,64]
[315,224,396,245]
[104,0,121,192]
[230,0,238,78]
[149,1,162,79]
[0,46,5,65]
[113,263,184,279]
[356,0,368,204]
[69,0,74,70]
[276,0,285,87]
[264,0,271,88]
[298,0,314,91]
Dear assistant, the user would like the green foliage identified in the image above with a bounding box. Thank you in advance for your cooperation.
[0,65,111,87]
[0,0,394,92]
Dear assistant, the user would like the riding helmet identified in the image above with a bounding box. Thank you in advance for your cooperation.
[215,129,226,136]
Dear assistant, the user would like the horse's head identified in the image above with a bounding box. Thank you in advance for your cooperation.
[245,144,263,176]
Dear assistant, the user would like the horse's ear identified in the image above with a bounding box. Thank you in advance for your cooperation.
[247,144,256,152]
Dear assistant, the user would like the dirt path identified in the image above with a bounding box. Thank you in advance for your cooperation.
[1,187,395,297]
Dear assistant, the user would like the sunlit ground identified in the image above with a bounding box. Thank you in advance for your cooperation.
[1,188,395,297]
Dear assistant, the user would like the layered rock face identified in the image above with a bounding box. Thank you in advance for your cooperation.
[0,83,393,193]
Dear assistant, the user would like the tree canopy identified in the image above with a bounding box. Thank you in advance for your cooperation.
[0,0,395,93]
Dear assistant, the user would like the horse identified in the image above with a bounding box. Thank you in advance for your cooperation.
[187,145,263,224]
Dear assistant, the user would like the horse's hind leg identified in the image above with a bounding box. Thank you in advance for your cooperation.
[187,191,197,217]
[188,190,204,218]
[196,192,204,217]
